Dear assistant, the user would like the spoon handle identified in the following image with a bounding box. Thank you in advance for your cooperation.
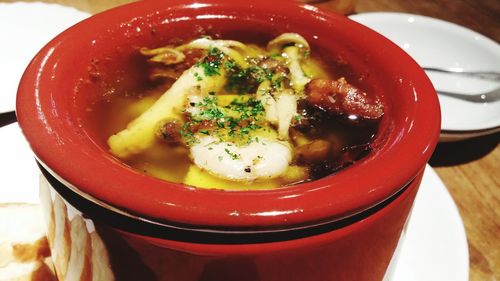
[0,111,17,128]
[423,67,500,81]
[436,87,500,103]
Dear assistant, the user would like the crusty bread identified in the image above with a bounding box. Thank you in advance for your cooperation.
[39,176,55,247]
[39,176,116,281]
[64,216,91,281]
[52,195,71,281]
[0,258,57,281]
[90,232,114,281]
[1,180,117,281]
[0,204,48,265]
[0,203,56,281]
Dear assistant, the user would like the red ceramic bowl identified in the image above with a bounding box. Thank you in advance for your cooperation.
[17,0,440,280]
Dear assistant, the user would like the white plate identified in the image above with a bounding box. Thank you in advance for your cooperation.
[0,123,39,203]
[0,2,90,113]
[0,122,468,280]
[386,166,469,281]
[350,12,500,139]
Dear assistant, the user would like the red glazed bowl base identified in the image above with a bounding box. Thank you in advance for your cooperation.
[39,167,423,281]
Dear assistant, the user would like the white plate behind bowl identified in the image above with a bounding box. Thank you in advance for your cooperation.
[350,12,500,137]
[0,121,468,280]
[0,2,90,113]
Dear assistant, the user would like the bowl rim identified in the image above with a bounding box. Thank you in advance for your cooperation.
[39,163,423,243]
[16,0,440,230]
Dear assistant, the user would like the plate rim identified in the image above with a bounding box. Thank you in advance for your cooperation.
[0,1,90,114]
[349,11,500,133]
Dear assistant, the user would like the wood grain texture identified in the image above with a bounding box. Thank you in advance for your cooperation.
[1,0,498,280]
[430,133,500,281]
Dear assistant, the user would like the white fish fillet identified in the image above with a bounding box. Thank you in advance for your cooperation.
[190,136,291,181]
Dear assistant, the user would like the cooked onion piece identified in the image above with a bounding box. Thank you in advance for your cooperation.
[256,83,299,140]
[256,80,278,124]
[139,46,186,65]
[176,38,249,67]
[284,46,311,93]
[267,33,310,53]
[276,90,297,140]
[265,33,311,93]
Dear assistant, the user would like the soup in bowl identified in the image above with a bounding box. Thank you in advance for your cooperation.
[97,32,384,190]
[16,0,440,280]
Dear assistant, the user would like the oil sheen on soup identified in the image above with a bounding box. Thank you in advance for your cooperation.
[92,33,384,190]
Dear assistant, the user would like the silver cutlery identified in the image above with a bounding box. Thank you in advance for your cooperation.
[0,111,16,128]
[435,87,500,103]
[423,67,500,81]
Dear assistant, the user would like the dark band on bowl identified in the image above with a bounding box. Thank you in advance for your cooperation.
[39,162,412,245]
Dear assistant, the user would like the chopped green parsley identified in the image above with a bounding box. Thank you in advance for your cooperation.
[196,46,224,77]
[181,95,267,146]
[224,148,241,160]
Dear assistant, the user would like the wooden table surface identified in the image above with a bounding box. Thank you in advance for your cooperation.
[2,0,499,280]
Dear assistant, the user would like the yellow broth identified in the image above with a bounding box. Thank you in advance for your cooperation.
[89,40,380,190]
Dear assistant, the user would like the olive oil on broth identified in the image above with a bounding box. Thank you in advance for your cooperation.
[90,40,380,190]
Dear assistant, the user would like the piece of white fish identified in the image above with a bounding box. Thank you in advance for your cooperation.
[190,136,292,181]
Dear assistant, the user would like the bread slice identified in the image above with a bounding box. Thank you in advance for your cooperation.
[39,176,55,246]
[0,258,57,281]
[39,176,116,281]
[0,203,56,281]
[1,182,117,281]
[52,195,71,281]
[90,232,114,281]
[64,216,91,281]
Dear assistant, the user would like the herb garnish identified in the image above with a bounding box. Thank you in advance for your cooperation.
[224,148,241,160]
[180,95,266,146]
[225,63,269,94]
[271,75,285,90]
[196,47,224,77]
[193,72,203,81]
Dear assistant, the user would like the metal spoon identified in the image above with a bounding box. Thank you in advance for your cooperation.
[0,111,17,128]
[423,67,500,81]
[423,67,500,102]
[436,87,500,103]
